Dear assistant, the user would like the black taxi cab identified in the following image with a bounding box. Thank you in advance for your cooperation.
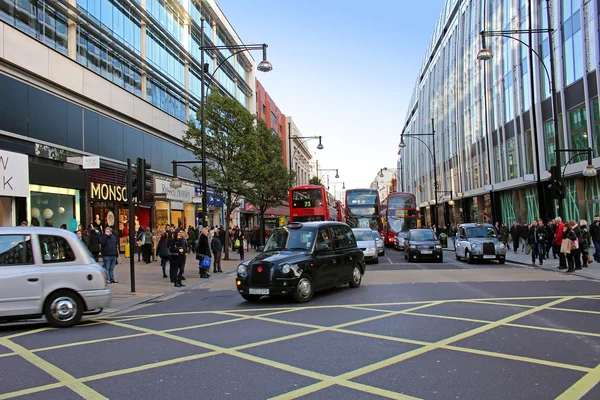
[235,222,366,303]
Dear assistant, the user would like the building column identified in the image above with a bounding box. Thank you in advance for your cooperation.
[67,0,77,60]
[140,0,147,99]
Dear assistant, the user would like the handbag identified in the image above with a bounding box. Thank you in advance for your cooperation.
[525,244,531,255]
[560,239,572,254]
[199,255,211,270]
[234,238,241,248]
[196,253,205,261]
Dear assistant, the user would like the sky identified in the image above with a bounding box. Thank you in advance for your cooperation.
[216,0,447,194]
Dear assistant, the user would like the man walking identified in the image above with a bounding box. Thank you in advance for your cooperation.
[99,227,119,284]
[520,223,529,252]
[528,220,547,266]
[590,216,600,262]
[510,222,520,254]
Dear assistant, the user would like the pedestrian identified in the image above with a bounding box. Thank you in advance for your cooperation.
[555,217,567,269]
[142,227,153,263]
[545,219,556,258]
[498,223,508,249]
[563,220,581,272]
[590,216,600,262]
[197,227,211,279]
[528,220,547,266]
[237,228,245,261]
[99,227,119,284]
[219,226,227,251]
[156,232,170,278]
[579,219,590,268]
[211,233,223,273]
[88,224,101,262]
[135,227,144,262]
[168,229,187,287]
[187,226,196,253]
[520,223,529,252]
[510,222,520,253]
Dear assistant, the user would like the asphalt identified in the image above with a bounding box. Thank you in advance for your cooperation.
[2,249,600,399]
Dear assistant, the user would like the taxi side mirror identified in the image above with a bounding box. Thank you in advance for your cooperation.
[316,242,331,252]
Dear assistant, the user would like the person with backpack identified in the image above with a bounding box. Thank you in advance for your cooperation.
[579,220,591,268]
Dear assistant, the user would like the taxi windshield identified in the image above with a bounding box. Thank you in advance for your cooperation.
[466,226,497,238]
[264,227,315,252]
[353,231,374,241]
[410,230,436,241]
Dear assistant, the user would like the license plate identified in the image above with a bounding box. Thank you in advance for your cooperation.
[483,255,496,259]
[249,288,269,295]
[421,250,432,254]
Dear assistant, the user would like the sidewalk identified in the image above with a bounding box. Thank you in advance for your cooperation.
[107,248,259,309]
[444,239,600,280]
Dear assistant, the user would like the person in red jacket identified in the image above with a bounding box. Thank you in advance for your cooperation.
[554,217,567,269]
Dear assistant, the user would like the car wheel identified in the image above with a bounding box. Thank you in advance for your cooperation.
[439,254,444,263]
[292,274,314,303]
[455,252,461,261]
[43,290,84,328]
[498,258,506,264]
[241,294,262,302]
[404,250,407,260]
[373,257,379,264]
[466,250,474,264]
[349,265,362,288]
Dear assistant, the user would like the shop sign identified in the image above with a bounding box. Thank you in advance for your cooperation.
[0,149,29,197]
[90,182,128,202]
[82,156,100,169]
[155,177,194,202]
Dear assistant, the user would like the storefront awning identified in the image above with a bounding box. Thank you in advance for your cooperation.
[265,205,289,217]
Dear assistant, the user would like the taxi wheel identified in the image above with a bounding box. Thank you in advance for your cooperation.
[373,257,379,264]
[466,251,474,264]
[349,265,362,288]
[241,294,262,302]
[292,274,314,303]
[43,290,84,328]
[498,258,506,264]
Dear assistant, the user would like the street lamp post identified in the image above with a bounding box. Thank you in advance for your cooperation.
[288,134,323,181]
[315,160,339,184]
[198,17,272,226]
[477,0,557,221]
[399,118,437,227]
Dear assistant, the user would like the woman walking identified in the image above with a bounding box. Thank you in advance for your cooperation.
[168,230,187,287]
[562,220,581,273]
[156,232,170,278]
[197,227,211,279]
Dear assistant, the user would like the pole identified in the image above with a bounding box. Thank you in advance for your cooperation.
[127,158,136,293]
[546,0,562,220]
[200,18,208,228]
[431,118,438,228]
[316,159,319,183]
[527,0,545,223]
[400,156,404,192]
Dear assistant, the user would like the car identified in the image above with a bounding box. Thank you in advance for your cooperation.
[0,227,112,328]
[394,232,408,251]
[403,229,443,262]
[236,222,366,303]
[372,230,385,256]
[352,228,379,263]
[455,223,506,264]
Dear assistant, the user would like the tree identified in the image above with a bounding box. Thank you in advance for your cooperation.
[309,176,323,186]
[244,119,295,245]
[183,88,256,260]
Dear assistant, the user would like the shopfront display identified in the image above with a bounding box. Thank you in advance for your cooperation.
[0,149,30,226]
[154,176,195,228]
[29,185,80,229]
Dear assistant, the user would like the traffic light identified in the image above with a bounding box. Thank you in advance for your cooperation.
[136,157,152,203]
[549,165,565,200]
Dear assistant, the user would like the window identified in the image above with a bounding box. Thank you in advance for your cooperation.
[0,235,34,265]
[562,0,583,85]
[568,106,588,163]
[344,227,356,247]
[38,235,76,263]
[330,226,349,249]
[270,111,277,127]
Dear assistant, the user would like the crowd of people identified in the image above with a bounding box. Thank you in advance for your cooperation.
[430,216,600,273]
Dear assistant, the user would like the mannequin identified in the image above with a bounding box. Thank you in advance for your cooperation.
[95,214,101,227]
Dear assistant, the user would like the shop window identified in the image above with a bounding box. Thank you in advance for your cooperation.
[29,186,80,230]
[38,235,76,263]
[0,235,34,265]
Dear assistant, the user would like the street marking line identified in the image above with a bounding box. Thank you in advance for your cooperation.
[157,292,184,302]
[442,345,593,372]
[0,352,15,359]
[270,296,575,399]
[0,382,65,400]
[336,380,422,400]
[0,338,107,400]
[462,299,538,309]
[555,363,600,400]
[1,326,52,340]
[404,311,492,324]
[504,323,600,338]
[550,307,600,316]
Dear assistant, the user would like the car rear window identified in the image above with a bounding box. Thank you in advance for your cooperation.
[0,235,34,265]
[38,235,76,263]
[353,231,373,241]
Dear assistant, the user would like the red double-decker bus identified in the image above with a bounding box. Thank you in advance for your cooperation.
[289,185,337,222]
[344,188,383,232]
[335,200,345,222]
[384,192,418,246]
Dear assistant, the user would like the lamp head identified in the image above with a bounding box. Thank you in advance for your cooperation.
[583,164,597,177]
[342,182,345,189]
[335,169,339,179]
[170,177,183,189]
[398,140,406,149]
[257,44,273,72]
[317,136,324,150]
[477,48,493,61]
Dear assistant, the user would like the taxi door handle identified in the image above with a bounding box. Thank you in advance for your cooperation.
[28,278,39,282]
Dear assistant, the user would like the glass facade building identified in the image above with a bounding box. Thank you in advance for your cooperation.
[400,0,599,226]
[0,0,257,228]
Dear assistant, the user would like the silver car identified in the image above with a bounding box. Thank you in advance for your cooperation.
[372,230,385,256]
[352,228,378,264]
[455,223,506,264]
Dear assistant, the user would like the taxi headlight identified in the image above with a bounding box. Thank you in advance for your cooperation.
[471,243,477,249]
[281,264,291,274]
[498,243,506,249]
[435,244,442,249]
[237,264,247,275]
[410,244,417,249]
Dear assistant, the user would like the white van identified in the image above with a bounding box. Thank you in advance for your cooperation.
[0,227,112,327]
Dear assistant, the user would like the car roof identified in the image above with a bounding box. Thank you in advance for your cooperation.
[408,228,433,232]
[0,227,76,235]
[284,221,349,229]
[351,228,372,232]
[459,223,494,227]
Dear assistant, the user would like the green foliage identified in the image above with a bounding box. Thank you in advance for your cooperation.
[244,120,296,245]
[309,176,323,186]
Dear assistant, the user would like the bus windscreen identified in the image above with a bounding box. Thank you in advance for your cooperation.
[292,189,323,208]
